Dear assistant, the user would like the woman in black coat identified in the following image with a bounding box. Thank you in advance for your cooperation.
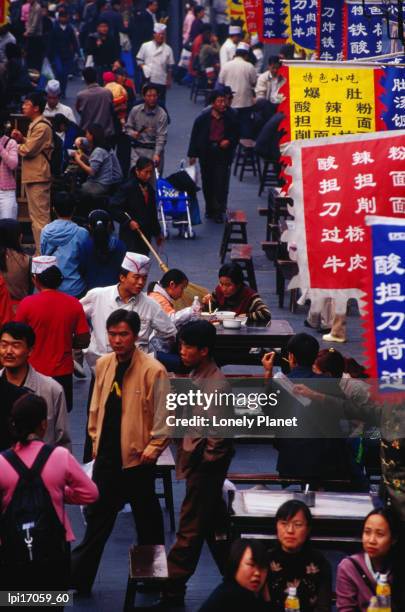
[109,156,163,255]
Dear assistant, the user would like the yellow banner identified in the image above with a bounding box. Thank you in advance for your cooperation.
[288,66,377,141]
[0,0,9,26]
[226,0,246,30]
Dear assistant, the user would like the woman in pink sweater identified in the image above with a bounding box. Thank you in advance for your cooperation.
[0,133,18,219]
[336,508,403,611]
[0,394,99,592]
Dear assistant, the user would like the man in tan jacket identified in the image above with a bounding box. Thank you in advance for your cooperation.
[71,308,170,595]
[12,92,53,254]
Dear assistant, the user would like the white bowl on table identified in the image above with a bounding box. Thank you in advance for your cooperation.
[222,318,242,329]
[215,311,236,321]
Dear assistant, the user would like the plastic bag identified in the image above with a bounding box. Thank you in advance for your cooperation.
[119,32,132,52]
[178,47,191,69]
[85,54,94,68]
[41,57,55,81]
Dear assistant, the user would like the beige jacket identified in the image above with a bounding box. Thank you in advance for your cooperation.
[89,349,170,468]
[19,115,53,184]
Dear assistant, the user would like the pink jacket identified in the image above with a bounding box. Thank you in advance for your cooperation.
[0,136,18,190]
[0,441,99,542]
[336,553,394,611]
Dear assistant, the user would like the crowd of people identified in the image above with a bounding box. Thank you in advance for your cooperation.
[0,1,403,611]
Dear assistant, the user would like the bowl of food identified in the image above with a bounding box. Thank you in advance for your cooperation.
[222,318,242,329]
[200,312,215,320]
[215,311,236,321]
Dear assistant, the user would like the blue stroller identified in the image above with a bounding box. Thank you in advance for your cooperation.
[155,166,200,239]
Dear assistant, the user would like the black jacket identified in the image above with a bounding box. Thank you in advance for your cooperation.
[199,580,267,612]
[187,109,239,162]
[48,22,78,61]
[109,176,161,254]
[0,376,27,452]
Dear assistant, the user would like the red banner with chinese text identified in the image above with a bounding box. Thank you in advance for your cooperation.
[243,0,262,35]
[283,131,405,303]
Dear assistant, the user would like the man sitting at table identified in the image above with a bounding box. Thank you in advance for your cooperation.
[202,262,271,323]
[163,320,234,606]
[262,333,352,487]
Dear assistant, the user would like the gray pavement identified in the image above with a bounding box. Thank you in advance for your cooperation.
[67,79,361,611]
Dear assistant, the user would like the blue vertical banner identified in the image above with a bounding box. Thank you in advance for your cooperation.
[319,0,344,60]
[381,66,405,130]
[263,0,287,41]
[285,0,319,54]
[365,217,405,395]
[345,3,385,60]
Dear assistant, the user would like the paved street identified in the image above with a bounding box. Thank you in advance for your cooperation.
[68,80,362,611]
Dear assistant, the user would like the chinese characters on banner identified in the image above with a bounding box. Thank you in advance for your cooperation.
[318,0,343,60]
[363,217,405,394]
[344,3,384,59]
[301,135,405,290]
[381,66,405,130]
[243,0,261,35]
[262,0,286,41]
[285,0,318,54]
[281,65,382,141]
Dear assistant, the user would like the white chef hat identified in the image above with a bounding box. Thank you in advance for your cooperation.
[32,255,58,274]
[45,79,61,95]
[122,252,151,275]
[229,25,241,35]
[236,42,250,52]
[154,23,167,34]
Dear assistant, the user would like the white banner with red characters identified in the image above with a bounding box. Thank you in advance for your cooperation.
[282,130,405,310]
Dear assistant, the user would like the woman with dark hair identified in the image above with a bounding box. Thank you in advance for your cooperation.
[336,508,403,611]
[0,394,98,592]
[148,268,195,326]
[73,123,123,199]
[202,262,271,323]
[78,209,126,290]
[267,500,332,611]
[0,218,31,309]
[198,538,268,611]
[109,156,163,255]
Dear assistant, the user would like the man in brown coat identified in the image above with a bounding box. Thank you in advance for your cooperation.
[164,320,234,605]
[12,92,53,254]
[71,308,170,595]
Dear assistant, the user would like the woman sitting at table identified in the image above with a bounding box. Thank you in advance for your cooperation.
[336,508,403,611]
[267,500,332,612]
[202,263,271,323]
[199,538,269,612]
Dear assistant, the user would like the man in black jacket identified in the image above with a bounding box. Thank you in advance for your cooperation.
[0,375,26,451]
[48,10,79,98]
[188,91,239,223]
[109,156,163,255]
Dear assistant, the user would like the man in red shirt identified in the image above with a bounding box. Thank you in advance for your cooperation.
[14,256,90,411]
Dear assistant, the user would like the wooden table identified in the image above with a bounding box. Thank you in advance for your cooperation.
[214,319,294,366]
[229,489,373,552]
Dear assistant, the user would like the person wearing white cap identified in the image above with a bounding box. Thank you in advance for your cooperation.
[218,41,257,137]
[80,251,176,368]
[44,80,76,124]
[219,24,241,68]
[136,22,175,105]
[14,256,90,412]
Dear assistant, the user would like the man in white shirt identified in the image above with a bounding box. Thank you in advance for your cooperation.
[255,56,286,105]
[219,25,241,68]
[43,79,77,123]
[137,23,175,106]
[80,252,177,369]
[218,42,257,137]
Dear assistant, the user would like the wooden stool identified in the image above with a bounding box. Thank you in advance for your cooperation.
[258,159,284,196]
[233,139,259,182]
[123,544,168,611]
[155,446,176,531]
[230,244,257,290]
[219,210,248,263]
[275,242,299,310]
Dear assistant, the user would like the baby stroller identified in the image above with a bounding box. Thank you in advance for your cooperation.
[156,164,200,239]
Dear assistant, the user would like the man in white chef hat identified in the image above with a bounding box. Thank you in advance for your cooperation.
[219,24,242,68]
[80,251,176,370]
[136,22,175,105]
